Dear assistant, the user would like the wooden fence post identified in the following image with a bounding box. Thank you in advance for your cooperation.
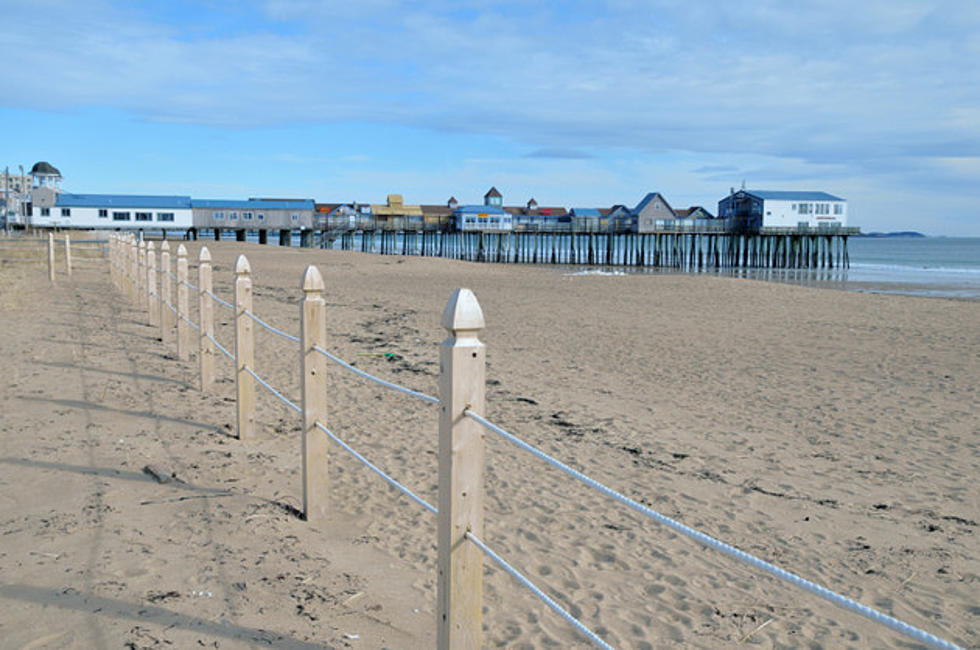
[128,237,136,301]
[160,241,172,342]
[176,244,190,360]
[109,235,116,288]
[301,265,328,521]
[147,241,158,327]
[437,288,486,650]
[47,232,55,284]
[199,247,214,391]
[138,240,147,311]
[235,255,256,440]
[64,233,72,278]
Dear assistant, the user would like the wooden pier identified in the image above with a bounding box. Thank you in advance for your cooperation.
[323,227,858,270]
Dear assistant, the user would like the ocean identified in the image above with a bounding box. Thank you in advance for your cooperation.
[723,237,980,300]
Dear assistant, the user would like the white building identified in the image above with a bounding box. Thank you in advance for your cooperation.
[718,190,847,230]
[29,192,193,231]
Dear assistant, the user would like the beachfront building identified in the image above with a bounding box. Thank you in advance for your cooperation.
[27,192,193,231]
[717,189,847,230]
[30,161,63,190]
[633,192,676,233]
[192,198,315,242]
[569,207,603,231]
[420,198,457,230]
[453,204,514,231]
[370,194,423,230]
[674,206,714,219]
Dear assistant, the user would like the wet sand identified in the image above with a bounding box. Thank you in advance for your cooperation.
[0,240,976,648]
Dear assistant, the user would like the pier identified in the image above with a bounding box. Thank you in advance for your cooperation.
[321,225,858,270]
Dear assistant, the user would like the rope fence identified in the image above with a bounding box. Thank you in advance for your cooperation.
[1,233,106,281]
[103,233,964,650]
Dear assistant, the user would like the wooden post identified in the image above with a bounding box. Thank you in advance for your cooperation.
[160,241,172,342]
[437,288,486,650]
[64,233,72,277]
[47,232,55,284]
[199,247,215,391]
[235,255,256,441]
[301,265,329,521]
[138,240,147,310]
[147,241,158,327]
[176,244,190,361]
[129,236,138,301]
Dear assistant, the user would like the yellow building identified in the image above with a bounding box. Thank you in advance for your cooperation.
[370,194,423,230]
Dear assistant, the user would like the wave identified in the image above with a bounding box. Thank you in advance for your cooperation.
[849,262,980,276]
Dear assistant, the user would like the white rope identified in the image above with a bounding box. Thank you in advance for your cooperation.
[243,365,301,414]
[244,310,300,343]
[463,410,960,650]
[311,344,439,404]
[206,332,234,360]
[314,422,437,515]
[182,279,199,291]
[178,312,201,331]
[165,270,177,280]
[206,289,235,311]
[465,531,612,650]
[165,301,177,314]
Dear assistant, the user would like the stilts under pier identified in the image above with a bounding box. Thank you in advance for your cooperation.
[323,228,858,270]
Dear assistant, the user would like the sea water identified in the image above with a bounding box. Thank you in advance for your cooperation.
[724,237,980,300]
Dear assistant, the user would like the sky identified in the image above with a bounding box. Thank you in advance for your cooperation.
[2,0,979,235]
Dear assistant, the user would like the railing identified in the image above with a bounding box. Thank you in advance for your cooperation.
[105,233,961,650]
[0,233,107,282]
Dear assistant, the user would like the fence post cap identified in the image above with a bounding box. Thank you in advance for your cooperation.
[160,240,170,252]
[302,265,324,293]
[146,240,155,251]
[199,246,211,263]
[139,240,146,249]
[442,288,484,333]
[235,254,251,275]
[176,243,187,258]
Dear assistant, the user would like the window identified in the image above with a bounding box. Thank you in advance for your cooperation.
[243,211,253,220]
[41,207,50,216]
[257,213,265,221]
[61,208,71,217]
[291,214,299,221]
[98,209,108,218]
[833,204,842,215]
[229,212,239,220]
[157,212,175,222]
[135,212,152,221]
[113,212,131,221]
[213,211,224,220]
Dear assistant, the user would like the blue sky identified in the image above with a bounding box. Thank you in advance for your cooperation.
[2,0,979,235]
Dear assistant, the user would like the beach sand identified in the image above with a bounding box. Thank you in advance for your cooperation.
[0,240,976,648]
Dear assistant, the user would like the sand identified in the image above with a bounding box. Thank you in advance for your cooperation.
[0,239,976,649]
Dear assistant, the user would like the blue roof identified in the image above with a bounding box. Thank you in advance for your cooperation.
[744,190,844,202]
[570,208,601,217]
[192,198,314,210]
[55,193,191,208]
[454,205,509,215]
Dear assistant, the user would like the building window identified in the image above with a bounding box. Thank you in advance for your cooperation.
[257,213,265,221]
[229,212,239,220]
[834,204,842,215]
[291,214,299,221]
[135,212,152,221]
[157,212,175,222]
[98,209,108,218]
[61,208,71,217]
[113,212,131,221]
[214,211,224,220]
[41,207,50,216]
[243,211,253,220]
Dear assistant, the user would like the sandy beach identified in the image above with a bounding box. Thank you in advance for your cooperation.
[0,240,976,648]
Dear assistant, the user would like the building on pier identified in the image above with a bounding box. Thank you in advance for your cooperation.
[371,194,423,230]
[420,198,457,231]
[674,206,714,219]
[192,198,315,232]
[569,207,602,231]
[453,204,513,231]
[717,190,847,230]
[633,192,676,233]
[29,191,193,230]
